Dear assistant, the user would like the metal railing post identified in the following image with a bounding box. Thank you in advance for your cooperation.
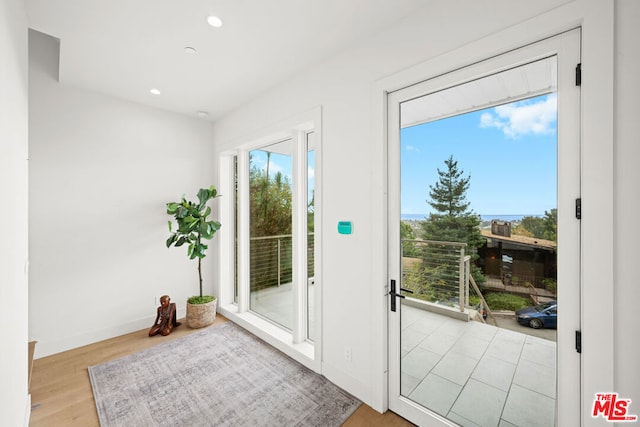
[464,256,470,307]
[459,247,465,312]
[277,238,281,287]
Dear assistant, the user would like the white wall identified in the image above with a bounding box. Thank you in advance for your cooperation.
[212,0,638,419]
[29,30,216,358]
[18,0,639,422]
[614,0,640,407]
[0,0,30,424]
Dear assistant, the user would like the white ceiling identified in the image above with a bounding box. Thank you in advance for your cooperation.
[26,0,428,122]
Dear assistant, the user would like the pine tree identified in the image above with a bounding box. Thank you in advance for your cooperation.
[427,156,471,216]
[420,155,485,284]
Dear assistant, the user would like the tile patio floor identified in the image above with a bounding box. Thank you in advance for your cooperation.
[250,282,316,340]
[401,304,556,427]
[250,284,556,426]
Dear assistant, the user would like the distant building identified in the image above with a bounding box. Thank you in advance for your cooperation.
[491,220,512,237]
[478,227,556,289]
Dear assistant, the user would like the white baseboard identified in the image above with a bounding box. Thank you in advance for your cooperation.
[33,312,165,359]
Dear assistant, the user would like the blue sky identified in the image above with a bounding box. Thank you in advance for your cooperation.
[250,151,292,178]
[401,94,557,217]
[249,149,315,202]
[249,94,556,218]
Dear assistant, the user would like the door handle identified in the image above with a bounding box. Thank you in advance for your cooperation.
[389,280,411,312]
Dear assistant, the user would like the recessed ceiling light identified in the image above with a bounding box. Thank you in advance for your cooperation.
[150,88,161,95]
[197,111,209,118]
[207,15,223,28]
[184,46,197,54]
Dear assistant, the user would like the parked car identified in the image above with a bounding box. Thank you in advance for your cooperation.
[515,300,557,329]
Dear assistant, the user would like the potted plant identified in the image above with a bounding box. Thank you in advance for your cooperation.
[166,185,221,328]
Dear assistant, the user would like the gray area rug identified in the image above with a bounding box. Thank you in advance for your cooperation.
[89,321,360,426]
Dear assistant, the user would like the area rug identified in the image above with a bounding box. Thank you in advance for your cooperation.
[88,321,360,426]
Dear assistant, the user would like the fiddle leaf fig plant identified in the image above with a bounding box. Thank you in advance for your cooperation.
[166,185,221,301]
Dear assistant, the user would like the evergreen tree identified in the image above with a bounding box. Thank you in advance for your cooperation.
[541,208,557,242]
[420,155,485,284]
[427,155,471,216]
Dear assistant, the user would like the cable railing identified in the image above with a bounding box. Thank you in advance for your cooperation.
[401,239,468,305]
[401,239,488,322]
[249,233,314,291]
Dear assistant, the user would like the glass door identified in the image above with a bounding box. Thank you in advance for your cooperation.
[249,140,294,330]
[388,30,581,426]
[240,130,317,343]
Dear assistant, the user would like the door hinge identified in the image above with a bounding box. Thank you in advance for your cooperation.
[575,198,582,219]
[576,63,582,86]
[576,330,582,353]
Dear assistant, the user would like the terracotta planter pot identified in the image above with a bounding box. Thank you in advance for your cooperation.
[186,298,217,329]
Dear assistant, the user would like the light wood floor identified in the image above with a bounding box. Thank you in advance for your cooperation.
[29,315,414,427]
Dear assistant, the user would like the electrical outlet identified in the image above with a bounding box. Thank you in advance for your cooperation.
[344,346,352,362]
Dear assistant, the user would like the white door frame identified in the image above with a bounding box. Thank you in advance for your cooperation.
[385,29,581,426]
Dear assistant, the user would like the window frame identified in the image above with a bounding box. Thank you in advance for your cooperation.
[217,109,322,372]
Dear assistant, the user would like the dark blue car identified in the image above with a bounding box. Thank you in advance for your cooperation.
[515,300,557,329]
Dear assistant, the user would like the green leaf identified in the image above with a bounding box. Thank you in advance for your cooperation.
[183,216,199,230]
[167,221,173,232]
[194,243,208,258]
[166,234,176,248]
[175,205,189,219]
[166,202,180,214]
[197,188,211,210]
[175,236,187,247]
[199,221,210,238]
[201,220,221,239]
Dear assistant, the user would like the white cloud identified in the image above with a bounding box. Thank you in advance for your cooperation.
[480,94,557,138]
[406,144,421,153]
[266,160,283,175]
[254,157,288,179]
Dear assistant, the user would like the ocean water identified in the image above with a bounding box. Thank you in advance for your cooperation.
[401,213,542,222]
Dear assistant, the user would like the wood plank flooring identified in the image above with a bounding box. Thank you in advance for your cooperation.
[29,315,414,426]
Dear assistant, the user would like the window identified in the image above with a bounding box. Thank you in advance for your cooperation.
[219,112,321,369]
